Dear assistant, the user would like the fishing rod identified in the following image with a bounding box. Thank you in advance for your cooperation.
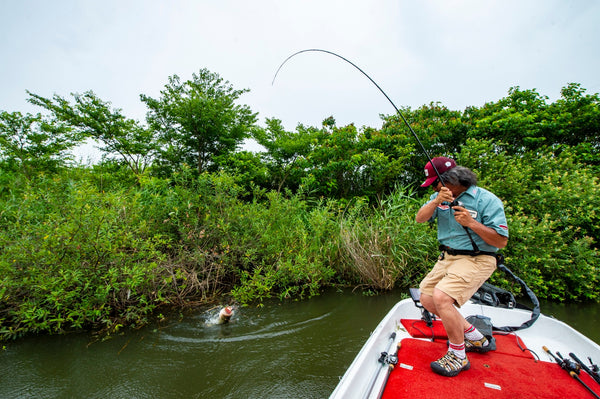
[543,346,600,399]
[272,48,446,185]
[364,332,398,399]
[377,339,401,399]
[571,353,600,385]
[271,48,542,273]
[272,49,504,255]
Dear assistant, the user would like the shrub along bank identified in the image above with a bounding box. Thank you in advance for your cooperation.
[0,167,435,339]
[1,80,599,339]
[1,141,599,340]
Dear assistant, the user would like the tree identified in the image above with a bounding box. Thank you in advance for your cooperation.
[463,86,552,154]
[140,69,258,175]
[548,83,600,167]
[0,111,79,178]
[253,118,318,193]
[380,103,462,187]
[27,91,155,176]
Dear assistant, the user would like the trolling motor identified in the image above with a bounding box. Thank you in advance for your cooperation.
[409,288,435,327]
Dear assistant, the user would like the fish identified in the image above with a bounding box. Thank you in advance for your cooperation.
[218,306,233,324]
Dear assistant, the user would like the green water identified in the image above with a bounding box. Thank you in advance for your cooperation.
[1,290,598,398]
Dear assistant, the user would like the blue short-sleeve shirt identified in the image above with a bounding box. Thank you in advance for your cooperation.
[426,185,509,252]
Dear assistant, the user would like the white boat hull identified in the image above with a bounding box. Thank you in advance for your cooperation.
[330,298,600,399]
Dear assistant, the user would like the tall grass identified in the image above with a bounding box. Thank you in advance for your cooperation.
[339,190,437,290]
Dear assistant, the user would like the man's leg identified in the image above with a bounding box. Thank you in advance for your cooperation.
[432,288,465,345]
[418,292,438,315]
[429,288,471,377]
[420,291,471,332]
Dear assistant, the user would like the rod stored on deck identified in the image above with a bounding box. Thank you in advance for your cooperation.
[571,353,600,386]
[544,346,600,399]
[364,332,397,398]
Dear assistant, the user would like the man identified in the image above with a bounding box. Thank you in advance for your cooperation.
[415,157,509,377]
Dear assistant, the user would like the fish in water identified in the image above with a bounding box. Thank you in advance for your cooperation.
[218,306,234,324]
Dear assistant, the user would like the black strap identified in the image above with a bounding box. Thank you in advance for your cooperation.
[462,226,481,253]
[439,245,496,257]
[448,200,481,253]
[492,254,540,332]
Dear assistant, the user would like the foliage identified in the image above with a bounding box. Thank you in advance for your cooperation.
[27,91,154,176]
[2,78,600,339]
[339,188,437,290]
[261,117,418,200]
[140,69,258,175]
[457,139,600,301]
[227,192,340,303]
[253,118,318,193]
[0,111,79,178]
[0,173,166,339]
[464,84,600,161]
[380,102,466,185]
[215,150,270,195]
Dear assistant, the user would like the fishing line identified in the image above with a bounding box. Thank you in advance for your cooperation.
[272,48,445,184]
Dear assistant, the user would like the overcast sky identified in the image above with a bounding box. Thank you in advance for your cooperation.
[1,0,599,157]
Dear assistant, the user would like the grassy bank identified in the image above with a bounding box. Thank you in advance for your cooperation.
[1,146,599,340]
[0,167,437,339]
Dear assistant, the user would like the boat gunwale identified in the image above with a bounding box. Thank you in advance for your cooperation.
[329,298,600,399]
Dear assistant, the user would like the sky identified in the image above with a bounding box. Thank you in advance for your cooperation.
[1,0,599,158]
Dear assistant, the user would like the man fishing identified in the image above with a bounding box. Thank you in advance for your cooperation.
[415,157,509,377]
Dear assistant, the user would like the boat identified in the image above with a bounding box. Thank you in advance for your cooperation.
[330,280,600,399]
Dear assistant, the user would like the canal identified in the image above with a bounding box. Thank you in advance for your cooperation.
[1,289,598,398]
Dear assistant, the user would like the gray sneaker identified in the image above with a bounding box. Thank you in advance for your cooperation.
[465,335,496,353]
[430,351,470,377]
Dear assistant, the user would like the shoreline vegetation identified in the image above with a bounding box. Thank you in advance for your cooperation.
[1,70,599,340]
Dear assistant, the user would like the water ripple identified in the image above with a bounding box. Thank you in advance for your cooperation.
[158,311,332,345]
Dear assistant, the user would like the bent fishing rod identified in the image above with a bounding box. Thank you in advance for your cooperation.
[272,49,542,328]
[272,48,446,185]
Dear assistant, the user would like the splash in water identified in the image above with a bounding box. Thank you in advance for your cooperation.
[204,305,236,326]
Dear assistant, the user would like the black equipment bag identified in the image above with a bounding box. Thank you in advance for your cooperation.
[471,282,516,309]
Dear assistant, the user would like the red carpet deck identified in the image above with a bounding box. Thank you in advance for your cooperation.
[381,335,600,399]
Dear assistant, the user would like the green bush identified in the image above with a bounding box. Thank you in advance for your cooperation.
[458,139,600,301]
[0,175,167,339]
[224,191,340,303]
[2,137,599,340]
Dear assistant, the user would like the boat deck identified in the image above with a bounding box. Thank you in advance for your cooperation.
[330,299,600,399]
[383,326,600,398]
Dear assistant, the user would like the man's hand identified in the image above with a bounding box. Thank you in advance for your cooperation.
[452,205,474,227]
[434,186,454,205]
[452,205,508,248]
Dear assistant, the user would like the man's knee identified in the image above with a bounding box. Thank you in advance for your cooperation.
[419,292,436,313]
[432,288,456,308]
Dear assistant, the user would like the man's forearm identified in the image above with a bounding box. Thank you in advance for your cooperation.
[416,201,438,223]
[466,221,508,249]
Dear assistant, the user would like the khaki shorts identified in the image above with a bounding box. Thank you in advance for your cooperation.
[419,253,497,307]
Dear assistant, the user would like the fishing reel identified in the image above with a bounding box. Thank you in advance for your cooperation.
[570,353,600,385]
[589,357,600,374]
[557,352,581,374]
[378,351,398,366]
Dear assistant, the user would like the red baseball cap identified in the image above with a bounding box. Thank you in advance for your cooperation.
[420,157,456,187]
